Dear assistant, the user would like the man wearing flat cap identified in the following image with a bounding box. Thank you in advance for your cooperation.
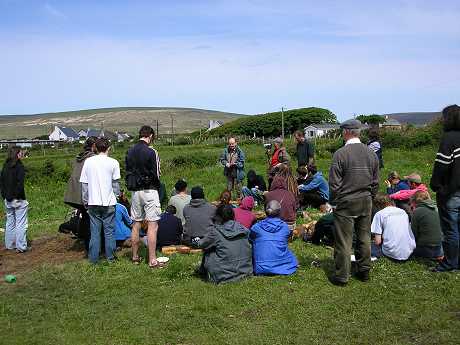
[329,118,379,285]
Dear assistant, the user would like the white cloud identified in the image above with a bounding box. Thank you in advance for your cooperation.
[43,3,67,20]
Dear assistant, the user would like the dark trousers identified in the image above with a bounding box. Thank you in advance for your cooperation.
[412,245,443,259]
[333,197,372,282]
[299,190,327,209]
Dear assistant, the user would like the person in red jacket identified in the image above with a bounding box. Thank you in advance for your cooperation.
[390,173,427,218]
[234,196,256,229]
[264,175,297,232]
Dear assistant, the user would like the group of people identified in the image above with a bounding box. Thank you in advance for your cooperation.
[1,104,459,285]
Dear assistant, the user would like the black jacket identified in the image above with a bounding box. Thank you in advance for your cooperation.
[296,140,314,167]
[125,141,161,191]
[157,212,183,248]
[430,131,460,197]
[0,160,26,201]
[247,174,267,192]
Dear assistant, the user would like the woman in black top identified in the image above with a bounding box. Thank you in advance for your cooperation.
[0,146,29,252]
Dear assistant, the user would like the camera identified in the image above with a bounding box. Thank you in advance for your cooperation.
[263,143,272,150]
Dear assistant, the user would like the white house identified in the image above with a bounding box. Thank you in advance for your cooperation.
[49,126,80,142]
[304,124,340,139]
[208,120,223,131]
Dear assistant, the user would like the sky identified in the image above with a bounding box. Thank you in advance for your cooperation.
[0,0,459,120]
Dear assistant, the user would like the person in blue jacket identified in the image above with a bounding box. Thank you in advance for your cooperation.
[298,164,329,209]
[250,200,298,275]
[385,171,410,195]
[115,202,133,245]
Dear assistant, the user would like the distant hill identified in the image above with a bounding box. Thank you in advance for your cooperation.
[384,112,441,126]
[0,107,246,139]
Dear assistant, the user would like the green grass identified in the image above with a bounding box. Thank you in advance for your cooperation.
[1,141,459,345]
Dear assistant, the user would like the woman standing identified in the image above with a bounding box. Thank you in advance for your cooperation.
[0,146,29,252]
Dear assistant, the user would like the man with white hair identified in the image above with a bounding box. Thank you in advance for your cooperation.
[328,119,379,286]
[220,137,245,199]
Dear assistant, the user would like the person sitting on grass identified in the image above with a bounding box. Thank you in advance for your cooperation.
[296,166,312,186]
[168,179,191,225]
[234,196,257,229]
[298,164,329,209]
[410,191,444,260]
[241,169,266,205]
[114,198,133,248]
[385,171,410,195]
[156,205,183,249]
[371,193,416,261]
[182,186,216,246]
[264,175,297,233]
[192,204,253,284]
[389,173,428,217]
[250,200,298,275]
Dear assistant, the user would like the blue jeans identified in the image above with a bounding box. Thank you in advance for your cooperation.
[88,206,116,263]
[437,192,460,270]
[4,199,28,251]
[412,245,443,259]
[241,187,264,203]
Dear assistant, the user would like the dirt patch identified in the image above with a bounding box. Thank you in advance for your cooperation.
[0,234,85,280]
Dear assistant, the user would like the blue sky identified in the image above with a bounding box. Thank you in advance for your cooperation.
[0,1,459,120]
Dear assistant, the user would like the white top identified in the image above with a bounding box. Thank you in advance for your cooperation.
[80,154,121,206]
[168,194,192,225]
[371,206,416,260]
[345,137,361,145]
[368,141,381,153]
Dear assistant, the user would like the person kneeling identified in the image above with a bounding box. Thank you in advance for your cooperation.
[192,205,253,284]
[410,191,444,260]
[371,193,416,261]
[297,164,329,209]
[250,200,298,275]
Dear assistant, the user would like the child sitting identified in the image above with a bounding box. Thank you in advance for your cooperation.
[410,191,444,260]
[371,192,416,261]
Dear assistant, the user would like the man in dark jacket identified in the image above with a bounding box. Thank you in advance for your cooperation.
[156,205,183,248]
[241,169,266,204]
[125,125,162,268]
[182,186,216,245]
[64,137,97,249]
[430,104,460,272]
[294,130,314,168]
[410,191,443,259]
[219,137,245,199]
[329,119,379,285]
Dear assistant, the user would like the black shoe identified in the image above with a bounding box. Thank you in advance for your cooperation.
[430,265,454,273]
[329,276,347,286]
[355,270,370,282]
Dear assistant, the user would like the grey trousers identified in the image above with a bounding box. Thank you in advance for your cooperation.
[333,196,372,282]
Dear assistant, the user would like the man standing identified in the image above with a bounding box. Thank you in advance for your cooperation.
[220,137,245,199]
[294,130,314,168]
[329,119,379,285]
[80,138,120,263]
[125,125,162,268]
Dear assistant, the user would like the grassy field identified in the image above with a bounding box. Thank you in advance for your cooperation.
[0,140,459,345]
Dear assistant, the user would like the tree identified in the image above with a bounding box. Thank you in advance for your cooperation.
[356,114,385,125]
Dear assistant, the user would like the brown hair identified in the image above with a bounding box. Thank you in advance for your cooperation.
[276,164,299,198]
[411,190,431,205]
[294,130,304,138]
[218,190,232,205]
[373,192,394,210]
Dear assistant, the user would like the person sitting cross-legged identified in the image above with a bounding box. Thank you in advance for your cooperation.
[156,205,183,248]
[298,164,329,209]
[371,193,416,261]
[192,204,253,284]
[410,191,444,260]
[241,169,266,205]
[182,186,216,246]
[250,200,298,275]
[168,179,191,225]
[234,196,257,229]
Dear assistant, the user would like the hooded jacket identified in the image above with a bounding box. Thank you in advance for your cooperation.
[390,184,428,201]
[298,171,329,201]
[182,198,216,244]
[250,217,298,275]
[64,150,95,208]
[0,160,26,202]
[234,196,256,229]
[411,199,442,247]
[264,176,297,223]
[198,220,253,284]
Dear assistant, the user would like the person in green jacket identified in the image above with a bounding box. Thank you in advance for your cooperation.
[193,204,253,284]
[410,191,444,259]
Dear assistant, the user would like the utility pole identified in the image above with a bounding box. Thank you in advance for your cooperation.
[170,114,174,146]
[281,107,285,140]
[156,119,159,138]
